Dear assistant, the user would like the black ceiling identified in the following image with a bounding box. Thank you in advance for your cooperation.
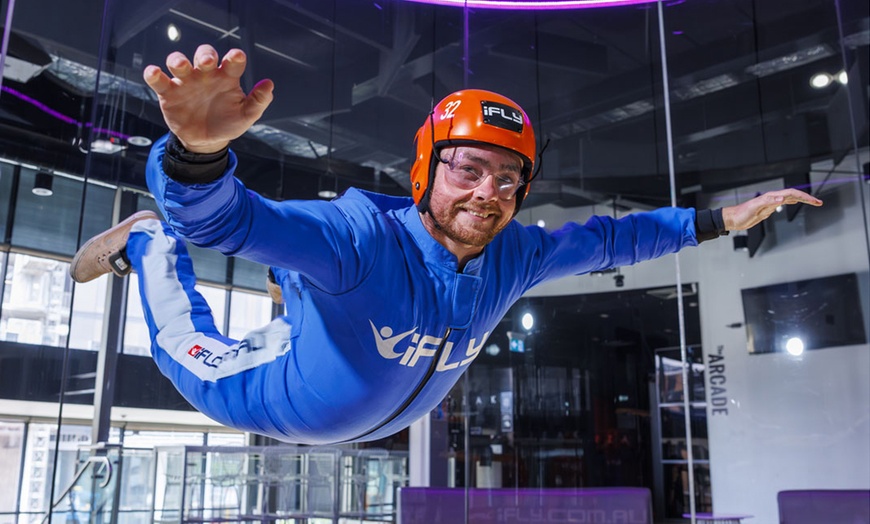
[1,0,867,209]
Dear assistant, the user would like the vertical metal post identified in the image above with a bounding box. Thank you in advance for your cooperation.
[657,2,696,522]
[91,188,133,446]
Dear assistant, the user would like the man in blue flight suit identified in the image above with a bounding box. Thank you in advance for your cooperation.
[69,45,821,444]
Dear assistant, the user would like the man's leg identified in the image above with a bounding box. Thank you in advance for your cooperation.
[72,215,302,440]
[125,220,296,435]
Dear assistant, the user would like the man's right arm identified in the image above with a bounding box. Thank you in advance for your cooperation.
[146,134,378,294]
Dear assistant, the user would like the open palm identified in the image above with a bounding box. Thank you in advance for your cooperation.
[143,45,274,153]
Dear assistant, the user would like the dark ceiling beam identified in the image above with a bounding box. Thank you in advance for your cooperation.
[374,3,420,98]
[272,0,392,54]
[353,12,532,109]
[111,0,183,48]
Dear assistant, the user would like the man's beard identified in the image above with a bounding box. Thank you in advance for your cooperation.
[430,199,508,247]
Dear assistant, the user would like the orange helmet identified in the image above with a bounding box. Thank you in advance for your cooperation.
[411,89,536,213]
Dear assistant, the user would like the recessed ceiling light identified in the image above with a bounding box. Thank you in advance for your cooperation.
[786,336,805,356]
[127,136,153,147]
[837,70,848,85]
[167,24,181,42]
[809,72,832,89]
[521,312,534,331]
[318,190,337,199]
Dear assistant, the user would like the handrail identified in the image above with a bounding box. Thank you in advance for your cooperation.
[39,455,112,524]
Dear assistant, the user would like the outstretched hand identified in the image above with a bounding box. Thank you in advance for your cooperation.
[722,188,823,231]
[143,45,274,153]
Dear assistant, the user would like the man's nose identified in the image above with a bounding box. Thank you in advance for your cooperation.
[473,173,500,200]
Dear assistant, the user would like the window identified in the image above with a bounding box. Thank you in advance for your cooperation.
[232,257,268,292]
[123,276,229,355]
[0,163,12,240]
[12,169,113,257]
[0,253,71,347]
[123,274,149,356]
[18,423,91,518]
[227,290,273,340]
[197,283,228,334]
[68,276,107,351]
[121,429,204,449]
[0,421,25,521]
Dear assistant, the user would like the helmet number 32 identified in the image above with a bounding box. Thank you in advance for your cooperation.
[442,100,461,120]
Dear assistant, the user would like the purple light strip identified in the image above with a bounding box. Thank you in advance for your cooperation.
[1,85,130,140]
[403,0,660,10]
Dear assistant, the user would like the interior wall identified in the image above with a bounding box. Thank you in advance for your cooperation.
[522,151,870,522]
[694,154,870,522]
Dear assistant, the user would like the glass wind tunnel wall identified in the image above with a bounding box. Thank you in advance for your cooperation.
[0,0,867,523]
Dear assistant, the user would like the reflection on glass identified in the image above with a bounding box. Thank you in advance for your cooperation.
[741,273,867,354]
[663,463,712,517]
[0,253,71,347]
[657,346,705,404]
[659,406,708,459]
[18,423,91,518]
[115,447,155,524]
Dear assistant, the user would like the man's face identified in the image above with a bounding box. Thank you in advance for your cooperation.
[425,144,522,259]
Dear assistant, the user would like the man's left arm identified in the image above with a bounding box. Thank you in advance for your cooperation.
[522,188,822,287]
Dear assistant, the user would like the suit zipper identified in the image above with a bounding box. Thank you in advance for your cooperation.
[350,327,453,441]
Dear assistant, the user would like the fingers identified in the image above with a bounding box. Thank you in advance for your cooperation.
[143,65,172,95]
[220,48,248,78]
[165,51,193,81]
[784,188,823,206]
[244,79,275,119]
[161,46,245,80]
[764,189,823,207]
[193,44,220,72]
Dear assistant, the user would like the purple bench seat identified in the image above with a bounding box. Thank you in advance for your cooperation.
[778,490,870,524]
[398,487,652,524]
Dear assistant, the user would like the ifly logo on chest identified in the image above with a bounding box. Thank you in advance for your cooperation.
[370,320,488,371]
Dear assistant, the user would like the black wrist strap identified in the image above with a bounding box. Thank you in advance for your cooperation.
[695,208,729,243]
[162,133,229,184]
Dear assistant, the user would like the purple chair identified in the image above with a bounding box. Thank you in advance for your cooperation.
[778,490,870,524]
[398,487,652,524]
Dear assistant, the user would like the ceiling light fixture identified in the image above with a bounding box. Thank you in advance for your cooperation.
[90,138,126,154]
[837,70,848,85]
[127,136,153,147]
[403,0,659,10]
[167,24,181,42]
[521,312,534,331]
[33,171,53,196]
[809,72,832,89]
